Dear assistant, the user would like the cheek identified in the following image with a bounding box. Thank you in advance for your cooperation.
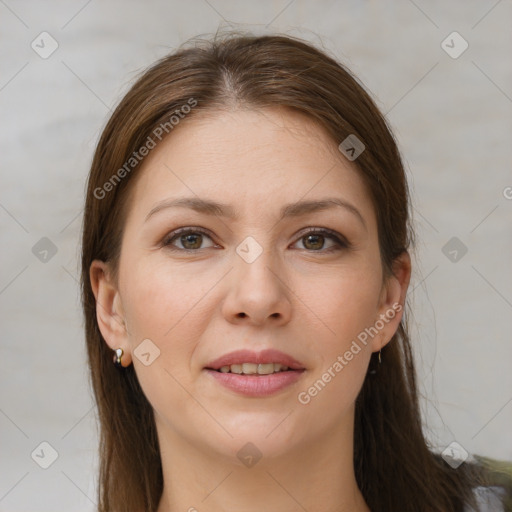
[292,263,380,407]
[297,279,375,412]
[119,259,211,414]
[122,257,210,333]
[120,258,214,379]
[297,262,382,347]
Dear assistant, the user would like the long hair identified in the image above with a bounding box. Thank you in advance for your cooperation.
[81,31,484,511]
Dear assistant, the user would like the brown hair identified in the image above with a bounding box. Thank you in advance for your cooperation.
[81,31,485,511]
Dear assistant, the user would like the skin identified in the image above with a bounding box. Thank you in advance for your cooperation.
[90,107,411,512]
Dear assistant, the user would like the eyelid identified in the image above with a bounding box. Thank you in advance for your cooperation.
[294,227,350,247]
[161,226,216,249]
[162,226,350,252]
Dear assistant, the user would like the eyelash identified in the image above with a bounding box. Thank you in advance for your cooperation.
[161,227,350,254]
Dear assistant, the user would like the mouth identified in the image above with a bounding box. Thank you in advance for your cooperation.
[205,362,302,375]
[203,349,306,396]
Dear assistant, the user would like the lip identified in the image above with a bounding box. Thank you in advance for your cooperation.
[204,368,306,397]
[203,348,306,398]
[204,348,305,371]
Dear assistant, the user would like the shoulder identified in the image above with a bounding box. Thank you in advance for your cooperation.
[466,455,512,511]
[463,485,508,512]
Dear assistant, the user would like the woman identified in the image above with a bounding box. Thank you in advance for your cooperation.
[81,32,508,511]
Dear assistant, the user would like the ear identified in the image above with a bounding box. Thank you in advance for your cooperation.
[89,260,132,366]
[371,250,412,353]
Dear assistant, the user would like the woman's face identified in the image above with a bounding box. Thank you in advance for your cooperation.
[92,107,408,463]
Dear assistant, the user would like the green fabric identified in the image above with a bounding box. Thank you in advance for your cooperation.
[474,455,512,511]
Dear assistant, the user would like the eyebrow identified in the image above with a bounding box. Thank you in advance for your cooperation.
[144,196,367,230]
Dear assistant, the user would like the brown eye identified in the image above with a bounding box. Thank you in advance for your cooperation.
[179,233,203,250]
[303,233,325,250]
[163,228,215,251]
[293,228,348,253]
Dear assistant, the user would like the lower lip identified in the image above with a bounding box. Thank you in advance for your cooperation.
[204,369,305,397]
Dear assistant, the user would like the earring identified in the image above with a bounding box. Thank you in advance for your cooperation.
[113,348,124,368]
[368,349,382,375]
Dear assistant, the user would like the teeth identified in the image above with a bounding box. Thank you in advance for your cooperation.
[253,363,274,375]
[230,364,243,374]
[217,363,290,375]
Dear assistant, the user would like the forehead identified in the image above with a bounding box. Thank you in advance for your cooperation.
[124,107,375,227]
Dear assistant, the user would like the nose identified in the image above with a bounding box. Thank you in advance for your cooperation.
[221,244,292,327]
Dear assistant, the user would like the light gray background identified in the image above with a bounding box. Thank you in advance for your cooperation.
[1,1,511,510]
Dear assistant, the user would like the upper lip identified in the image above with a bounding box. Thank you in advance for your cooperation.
[204,349,305,371]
